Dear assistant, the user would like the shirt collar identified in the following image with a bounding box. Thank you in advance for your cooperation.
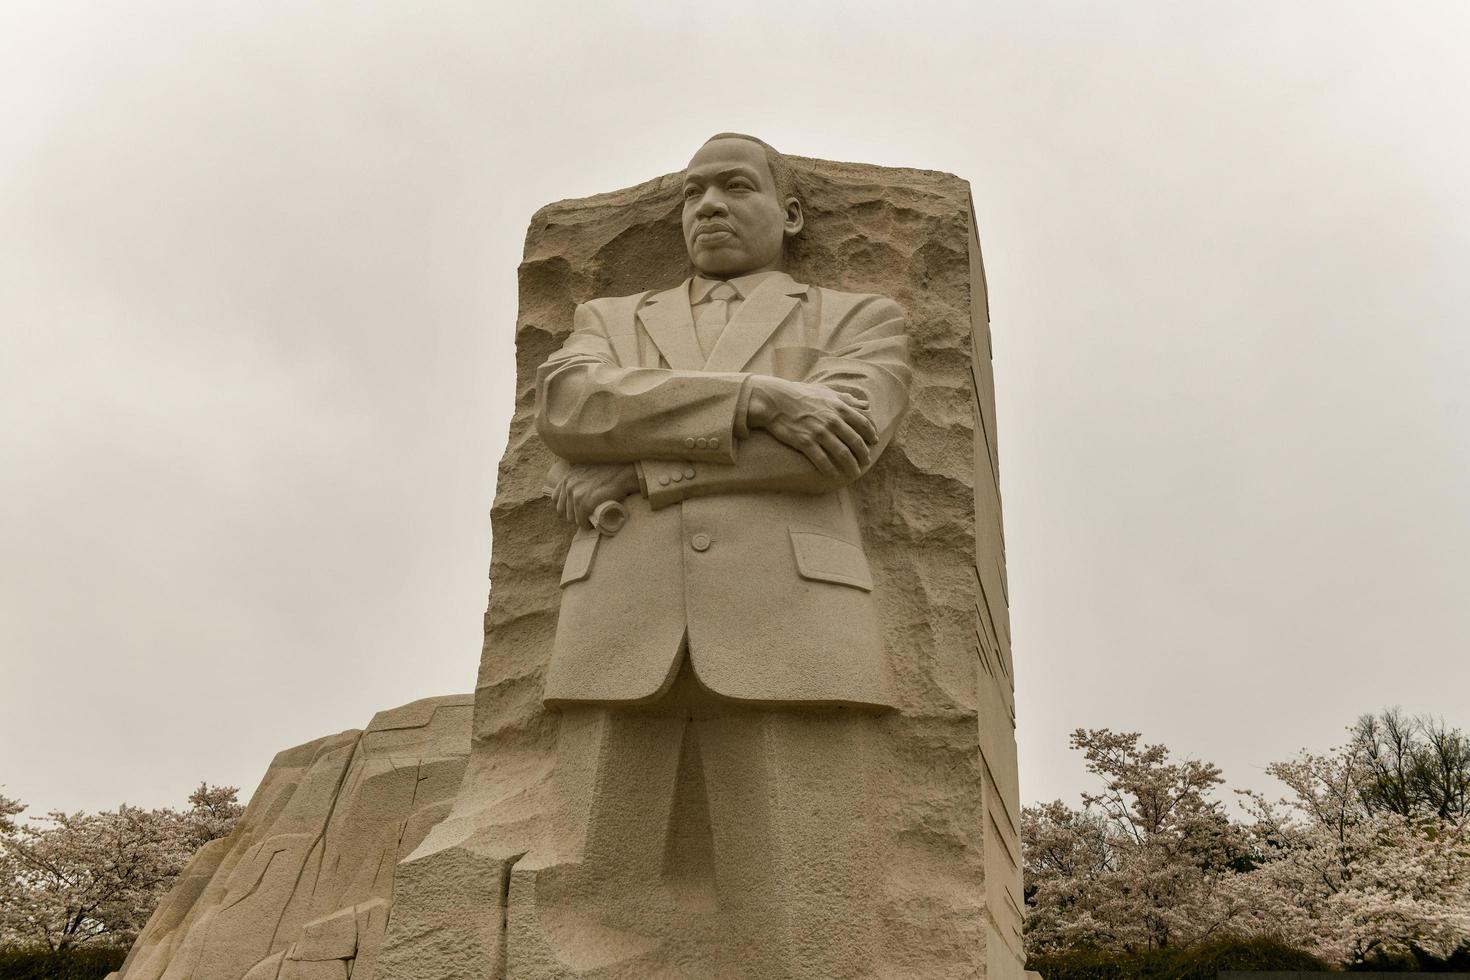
[690,269,791,304]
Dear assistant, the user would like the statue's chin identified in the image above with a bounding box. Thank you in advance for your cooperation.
[688,236,786,279]
[690,253,738,277]
[691,254,781,279]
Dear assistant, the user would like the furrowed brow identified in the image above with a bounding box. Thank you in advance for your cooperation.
[684,165,762,186]
[713,166,761,182]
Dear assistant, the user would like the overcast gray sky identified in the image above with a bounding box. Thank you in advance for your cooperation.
[3,1,1467,817]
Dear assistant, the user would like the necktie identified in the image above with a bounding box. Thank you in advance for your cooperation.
[695,282,738,359]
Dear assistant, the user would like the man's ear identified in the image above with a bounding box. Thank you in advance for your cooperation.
[783,197,804,238]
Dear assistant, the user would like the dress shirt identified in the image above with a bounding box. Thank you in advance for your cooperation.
[688,270,789,333]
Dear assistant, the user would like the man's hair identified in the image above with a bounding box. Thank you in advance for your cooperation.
[703,132,801,206]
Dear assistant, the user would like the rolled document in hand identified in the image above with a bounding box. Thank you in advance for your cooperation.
[542,461,628,536]
[589,500,627,535]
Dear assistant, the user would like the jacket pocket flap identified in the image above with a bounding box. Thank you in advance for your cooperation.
[789,529,874,592]
[560,528,600,587]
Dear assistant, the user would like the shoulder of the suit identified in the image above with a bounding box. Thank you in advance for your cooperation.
[574,290,663,329]
[579,289,663,312]
[807,286,906,323]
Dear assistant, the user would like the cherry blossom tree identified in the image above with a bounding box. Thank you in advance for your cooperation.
[0,793,21,833]
[1022,729,1251,954]
[0,783,242,951]
[1023,716,1470,966]
[1230,737,1470,964]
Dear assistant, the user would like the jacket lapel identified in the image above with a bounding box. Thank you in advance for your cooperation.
[636,281,705,370]
[703,275,807,373]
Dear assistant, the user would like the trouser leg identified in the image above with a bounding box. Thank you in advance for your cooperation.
[696,702,883,980]
[509,699,688,977]
[549,701,688,889]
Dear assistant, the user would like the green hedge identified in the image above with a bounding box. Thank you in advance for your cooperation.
[0,948,127,980]
[1027,936,1328,980]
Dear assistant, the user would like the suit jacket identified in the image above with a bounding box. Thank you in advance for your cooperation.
[534,271,911,709]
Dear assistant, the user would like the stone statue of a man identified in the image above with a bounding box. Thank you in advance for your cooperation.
[518,133,912,978]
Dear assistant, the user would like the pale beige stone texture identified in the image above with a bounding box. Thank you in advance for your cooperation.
[115,695,472,980]
[377,152,1023,978]
[115,150,1023,980]
[537,268,907,708]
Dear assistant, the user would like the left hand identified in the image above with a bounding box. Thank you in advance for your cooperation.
[745,377,878,481]
[552,462,640,528]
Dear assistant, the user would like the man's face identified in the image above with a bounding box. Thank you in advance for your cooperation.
[681,139,801,277]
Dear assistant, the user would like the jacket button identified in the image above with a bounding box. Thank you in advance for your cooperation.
[708,437,719,449]
[696,437,708,449]
[684,437,696,448]
[658,474,670,486]
[683,467,695,479]
[690,533,711,552]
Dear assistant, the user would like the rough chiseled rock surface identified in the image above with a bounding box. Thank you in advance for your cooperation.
[377,158,1023,979]
[113,695,473,980]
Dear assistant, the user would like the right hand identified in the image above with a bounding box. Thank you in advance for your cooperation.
[746,377,879,480]
[551,462,640,528]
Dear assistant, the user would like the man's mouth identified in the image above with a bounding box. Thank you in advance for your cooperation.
[694,223,735,242]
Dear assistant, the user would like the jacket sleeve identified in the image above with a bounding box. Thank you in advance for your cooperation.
[639,294,911,508]
[535,299,750,464]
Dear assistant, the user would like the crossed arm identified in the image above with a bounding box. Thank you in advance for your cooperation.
[535,295,911,526]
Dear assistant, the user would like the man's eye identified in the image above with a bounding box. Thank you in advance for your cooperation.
[683,185,701,198]
[728,181,753,192]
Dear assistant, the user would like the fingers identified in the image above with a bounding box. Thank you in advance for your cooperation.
[792,432,839,480]
[829,383,870,410]
[551,464,643,528]
[825,385,878,446]
[553,481,573,525]
[815,429,862,480]
[558,477,588,527]
[769,416,871,481]
[764,418,811,454]
[570,479,598,528]
[837,402,879,446]
[830,414,873,469]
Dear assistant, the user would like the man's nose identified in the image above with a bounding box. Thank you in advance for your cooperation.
[694,190,728,218]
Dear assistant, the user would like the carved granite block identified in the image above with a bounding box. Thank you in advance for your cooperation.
[117,143,1021,980]
[380,145,1022,979]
